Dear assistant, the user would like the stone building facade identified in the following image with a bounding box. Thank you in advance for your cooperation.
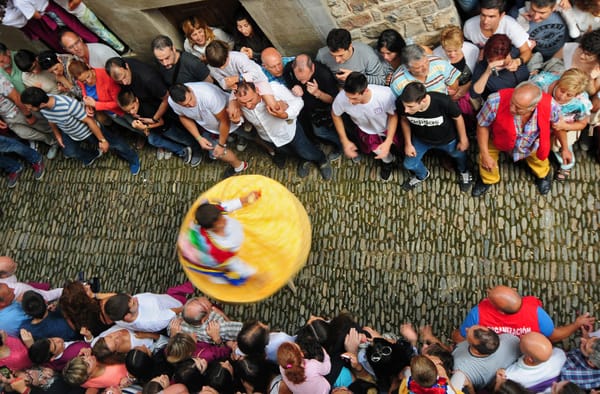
[0,0,461,60]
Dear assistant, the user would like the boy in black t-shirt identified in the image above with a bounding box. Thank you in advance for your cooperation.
[117,90,198,166]
[397,81,472,191]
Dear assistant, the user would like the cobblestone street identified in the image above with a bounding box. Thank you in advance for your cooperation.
[1,142,599,343]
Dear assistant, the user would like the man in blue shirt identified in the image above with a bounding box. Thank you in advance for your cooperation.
[0,283,28,337]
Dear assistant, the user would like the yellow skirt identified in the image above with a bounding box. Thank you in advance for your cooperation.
[178,175,311,303]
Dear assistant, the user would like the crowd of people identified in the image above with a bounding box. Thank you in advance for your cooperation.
[0,255,598,394]
[3,0,600,194]
[1,0,600,392]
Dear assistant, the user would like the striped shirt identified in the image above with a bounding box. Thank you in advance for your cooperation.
[477,92,561,161]
[41,95,91,141]
[390,56,460,97]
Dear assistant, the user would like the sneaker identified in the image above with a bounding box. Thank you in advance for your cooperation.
[236,137,248,152]
[458,170,472,192]
[29,141,38,151]
[401,171,430,190]
[46,144,59,160]
[84,150,103,167]
[351,154,362,163]
[319,162,333,180]
[297,161,310,178]
[579,131,592,151]
[32,159,45,180]
[164,151,172,160]
[190,153,202,167]
[535,171,552,195]
[236,161,249,173]
[327,149,342,162]
[380,163,394,181]
[156,148,165,161]
[222,161,248,179]
[130,159,141,176]
[272,152,286,169]
[222,166,236,179]
[7,168,22,189]
[471,178,492,197]
[182,147,192,164]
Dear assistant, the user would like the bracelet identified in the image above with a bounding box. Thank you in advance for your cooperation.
[99,139,107,143]
[218,143,227,148]
[151,117,158,123]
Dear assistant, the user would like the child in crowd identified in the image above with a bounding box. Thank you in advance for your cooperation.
[277,341,331,394]
[531,68,592,180]
[117,90,193,163]
[399,355,452,394]
[178,191,261,285]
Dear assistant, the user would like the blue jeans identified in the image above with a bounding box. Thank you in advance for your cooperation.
[162,123,202,156]
[279,122,327,165]
[403,137,467,179]
[61,125,138,166]
[313,123,342,151]
[0,135,42,172]
[147,131,185,157]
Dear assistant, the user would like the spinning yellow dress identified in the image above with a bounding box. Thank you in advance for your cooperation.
[178,175,311,303]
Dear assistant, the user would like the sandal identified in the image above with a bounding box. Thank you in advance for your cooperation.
[555,168,571,181]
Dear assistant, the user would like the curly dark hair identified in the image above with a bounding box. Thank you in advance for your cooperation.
[579,29,600,59]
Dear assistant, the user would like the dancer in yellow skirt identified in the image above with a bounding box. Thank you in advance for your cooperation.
[178,190,260,285]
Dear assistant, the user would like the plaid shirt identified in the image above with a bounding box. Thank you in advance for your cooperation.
[477,92,561,161]
[560,349,600,389]
[174,310,243,344]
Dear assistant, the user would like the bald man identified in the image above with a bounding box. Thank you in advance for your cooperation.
[0,256,62,302]
[168,296,243,344]
[59,30,118,69]
[261,47,294,84]
[499,332,566,391]
[472,81,571,196]
[454,285,595,343]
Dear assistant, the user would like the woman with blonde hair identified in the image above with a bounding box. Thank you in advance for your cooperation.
[62,348,129,388]
[182,17,234,62]
[277,341,330,394]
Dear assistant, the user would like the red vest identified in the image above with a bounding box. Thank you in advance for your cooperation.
[478,296,542,337]
[199,227,235,265]
[491,88,552,160]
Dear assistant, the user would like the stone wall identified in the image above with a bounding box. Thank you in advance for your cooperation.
[326,0,462,47]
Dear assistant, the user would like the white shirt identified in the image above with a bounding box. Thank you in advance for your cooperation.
[505,348,567,390]
[240,82,304,147]
[115,293,182,332]
[0,276,62,302]
[433,41,479,73]
[332,84,396,136]
[13,0,48,20]
[208,51,273,101]
[91,325,168,352]
[464,15,529,49]
[87,43,119,69]
[169,82,239,136]
[2,0,28,28]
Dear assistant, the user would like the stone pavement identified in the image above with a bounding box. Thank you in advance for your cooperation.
[1,140,599,345]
